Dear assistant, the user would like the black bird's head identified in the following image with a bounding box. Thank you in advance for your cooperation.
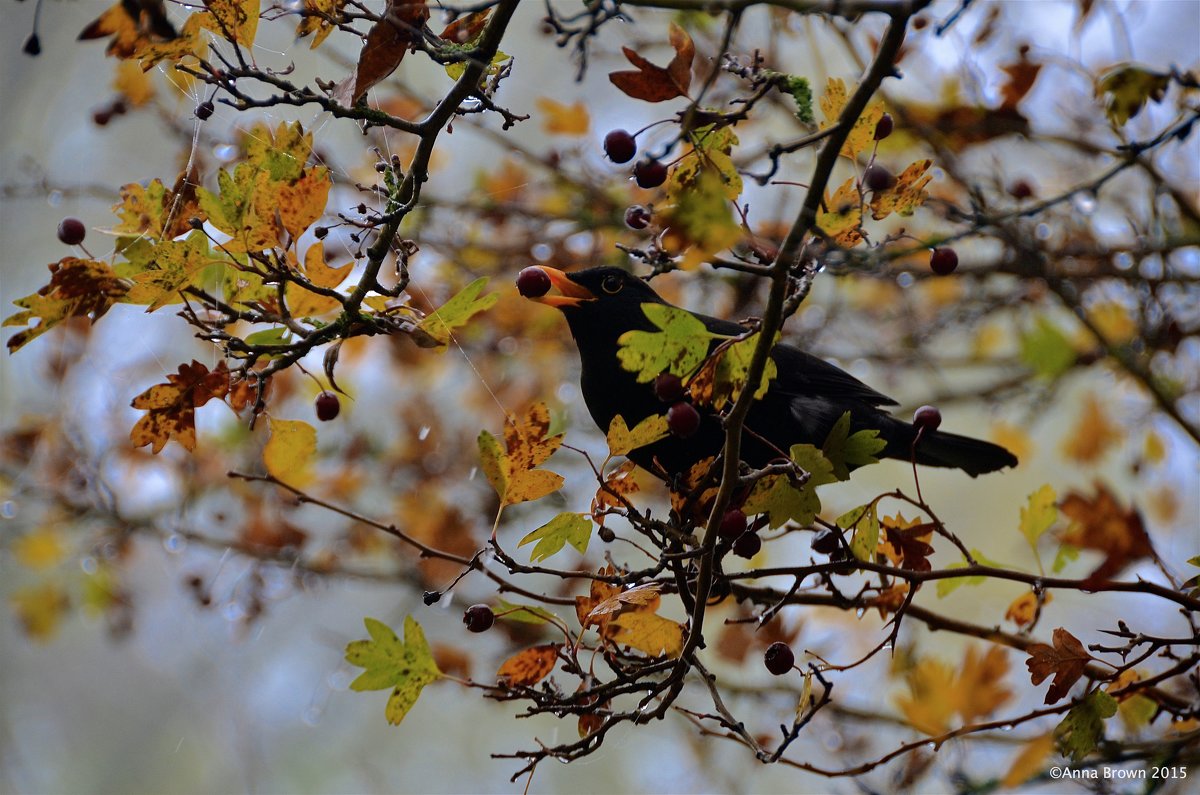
[523,266,668,350]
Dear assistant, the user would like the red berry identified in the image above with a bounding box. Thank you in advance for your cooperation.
[57,218,86,246]
[863,164,895,192]
[667,402,701,438]
[930,247,958,275]
[913,405,942,432]
[193,101,213,120]
[315,391,340,421]
[732,531,762,559]
[875,113,894,140]
[633,159,668,189]
[624,205,651,230]
[463,604,494,632]
[93,109,112,126]
[604,129,637,163]
[718,508,748,540]
[1009,180,1034,200]
[516,266,552,298]
[653,373,686,403]
[764,641,794,675]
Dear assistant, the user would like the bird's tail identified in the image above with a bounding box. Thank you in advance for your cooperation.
[904,428,1018,477]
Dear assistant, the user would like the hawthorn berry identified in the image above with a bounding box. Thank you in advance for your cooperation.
[195,100,214,120]
[732,531,761,559]
[598,526,616,543]
[315,391,340,422]
[516,266,552,298]
[1009,179,1034,200]
[634,159,668,189]
[624,205,651,230]
[57,217,86,246]
[864,164,895,192]
[764,642,794,675]
[875,113,894,141]
[653,373,686,403]
[930,247,959,275]
[718,508,748,540]
[603,129,637,163]
[667,402,701,438]
[912,405,942,433]
[463,604,494,633]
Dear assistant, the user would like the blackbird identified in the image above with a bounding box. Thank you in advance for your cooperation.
[525,266,1017,479]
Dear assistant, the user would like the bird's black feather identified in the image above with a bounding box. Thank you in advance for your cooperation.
[539,267,1017,479]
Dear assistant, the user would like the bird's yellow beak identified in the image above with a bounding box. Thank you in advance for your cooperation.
[525,267,597,308]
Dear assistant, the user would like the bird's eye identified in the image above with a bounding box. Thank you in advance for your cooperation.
[601,275,623,294]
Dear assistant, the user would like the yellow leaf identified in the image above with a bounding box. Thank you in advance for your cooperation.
[609,612,685,659]
[991,422,1033,463]
[1061,393,1122,464]
[296,0,345,49]
[1142,431,1166,465]
[869,159,932,220]
[1087,301,1137,344]
[198,0,259,48]
[13,528,68,570]
[819,77,885,161]
[1005,590,1051,627]
[536,97,589,136]
[287,242,351,317]
[1020,484,1058,548]
[10,582,70,642]
[816,176,863,248]
[1001,733,1055,788]
[503,469,564,507]
[113,59,154,106]
[263,417,316,488]
[896,657,958,734]
[504,401,562,472]
[606,414,669,458]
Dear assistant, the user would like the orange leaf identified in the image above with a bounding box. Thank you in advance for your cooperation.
[575,567,621,632]
[608,22,694,103]
[1001,733,1056,788]
[1058,483,1153,584]
[439,8,490,44]
[1025,627,1092,704]
[609,612,685,659]
[1061,393,1122,465]
[591,459,641,525]
[129,360,230,453]
[1000,54,1043,110]
[1005,590,1051,627]
[78,0,178,59]
[497,643,560,687]
[535,97,590,136]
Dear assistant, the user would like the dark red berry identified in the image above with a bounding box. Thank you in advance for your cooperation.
[603,129,637,163]
[463,604,494,632]
[624,204,651,230]
[516,266,552,298]
[598,526,616,543]
[667,402,701,438]
[913,405,942,432]
[875,113,894,141]
[811,528,842,555]
[1009,179,1034,200]
[718,508,748,540]
[93,109,112,126]
[764,641,794,675]
[315,391,340,422]
[653,373,686,403]
[57,218,86,246]
[633,159,668,189]
[930,247,958,275]
[912,15,928,30]
[732,531,761,559]
[864,164,895,192]
[111,100,128,116]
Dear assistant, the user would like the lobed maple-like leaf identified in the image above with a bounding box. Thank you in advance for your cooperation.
[295,0,347,49]
[822,411,886,481]
[1055,690,1117,761]
[345,616,442,725]
[868,159,933,220]
[476,402,565,511]
[1097,64,1171,126]
[1005,590,1051,627]
[616,304,717,383]
[5,258,130,353]
[1025,627,1093,704]
[815,176,864,248]
[518,512,592,563]
[605,414,669,459]
[78,0,179,59]
[745,445,836,530]
[688,332,778,408]
[129,360,230,453]
[897,646,1012,734]
[819,77,885,162]
[414,277,500,348]
[879,515,935,572]
[608,22,694,103]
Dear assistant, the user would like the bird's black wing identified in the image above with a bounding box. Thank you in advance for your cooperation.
[695,312,898,407]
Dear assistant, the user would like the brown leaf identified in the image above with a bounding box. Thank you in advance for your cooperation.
[608,22,694,103]
[129,360,230,453]
[591,459,641,525]
[1025,627,1092,704]
[575,567,620,632]
[1000,53,1043,110]
[4,258,130,353]
[497,643,560,687]
[340,0,429,105]
[439,9,490,44]
[1059,483,1154,584]
[879,514,935,572]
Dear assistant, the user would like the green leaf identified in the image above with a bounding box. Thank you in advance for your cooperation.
[243,327,291,348]
[743,444,836,529]
[715,332,779,403]
[495,599,560,625]
[344,616,442,726]
[606,414,669,458]
[1055,690,1117,762]
[822,411,886,481]
[416,277,499,347]
[1020,316,1077,379]
[838,503,880,562]
[1020,484,1058,551]
[782,75,813,123]
[446,50,510,81]
[936,549,1007,597]
[1052,543,1080,574]
[1097,65,1170,126]
[616,303,718,382]
[124,232,219,311]
[670,125,742,202]
[477,429,508,502]
[518,512,593,562]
